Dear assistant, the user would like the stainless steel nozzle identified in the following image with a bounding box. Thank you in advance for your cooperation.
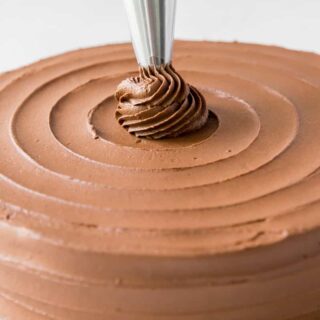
[123,0,177,67]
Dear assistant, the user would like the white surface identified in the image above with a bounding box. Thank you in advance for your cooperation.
[0,0,320,73]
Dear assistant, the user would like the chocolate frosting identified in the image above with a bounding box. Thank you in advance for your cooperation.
[115,64,208,139]
[1,41,320,319]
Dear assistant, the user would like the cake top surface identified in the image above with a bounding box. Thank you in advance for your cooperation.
[1,40,320,258]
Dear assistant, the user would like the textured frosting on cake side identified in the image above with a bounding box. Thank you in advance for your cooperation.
[0,41,320,319]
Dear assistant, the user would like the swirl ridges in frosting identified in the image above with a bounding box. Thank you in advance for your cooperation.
[115,64,208,139]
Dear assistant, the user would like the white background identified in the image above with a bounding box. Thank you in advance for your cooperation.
[1,0,320,73]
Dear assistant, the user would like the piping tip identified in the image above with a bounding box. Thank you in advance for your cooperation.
[123,0,177,67]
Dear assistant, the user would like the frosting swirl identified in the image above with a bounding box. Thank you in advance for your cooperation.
[115,64,208,139]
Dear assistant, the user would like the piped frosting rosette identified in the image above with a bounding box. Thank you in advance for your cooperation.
[115,64,208,139]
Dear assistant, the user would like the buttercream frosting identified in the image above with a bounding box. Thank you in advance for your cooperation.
[115,63,208,139]
[0,41,320,319]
